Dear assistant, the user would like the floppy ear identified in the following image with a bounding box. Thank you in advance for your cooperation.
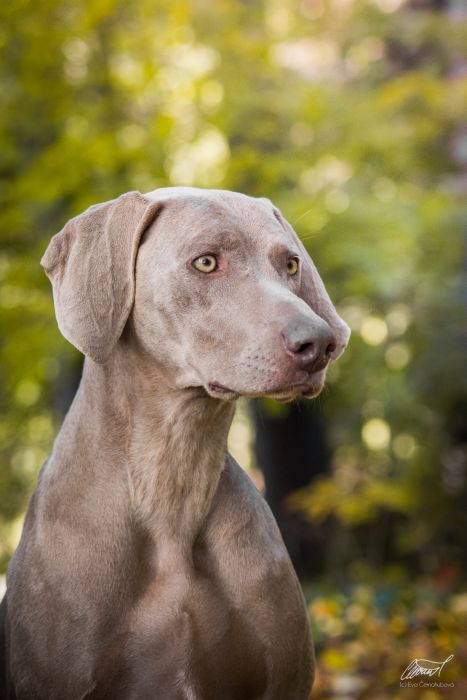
[41,191,162,363]
[272,206,351,359]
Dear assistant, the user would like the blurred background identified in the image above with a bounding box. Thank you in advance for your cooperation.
[1,0,466,697]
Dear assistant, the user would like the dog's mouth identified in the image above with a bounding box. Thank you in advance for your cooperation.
[263,382,323,402]
[207,382,240,400]
[206,379,324,402]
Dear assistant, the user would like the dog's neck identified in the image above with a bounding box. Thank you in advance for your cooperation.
[78,345,235,566]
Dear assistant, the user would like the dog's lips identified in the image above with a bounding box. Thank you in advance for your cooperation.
[263,382,322,401]
[207,382,239,400]
[301,385,322,399]
[207,377,324,401]
[259,371,326,400]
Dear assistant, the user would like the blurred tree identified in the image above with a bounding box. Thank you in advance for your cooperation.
[253,399,330,577]
[0,0,466,579]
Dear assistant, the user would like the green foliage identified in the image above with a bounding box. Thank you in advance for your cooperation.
[1,0,466,574]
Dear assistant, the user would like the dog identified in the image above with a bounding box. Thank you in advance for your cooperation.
[0,187,350,699]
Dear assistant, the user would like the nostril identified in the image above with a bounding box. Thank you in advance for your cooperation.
[325,342,336,358]
[297,341,314,355]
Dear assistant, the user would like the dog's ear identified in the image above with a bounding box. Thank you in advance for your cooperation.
[41,191,162,363]
[271,206,351,359]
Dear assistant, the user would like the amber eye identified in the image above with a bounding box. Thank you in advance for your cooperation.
[286,257,299,276]
[192,255,218,273]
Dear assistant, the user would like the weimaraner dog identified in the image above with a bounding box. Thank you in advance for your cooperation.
[0,188,350,699]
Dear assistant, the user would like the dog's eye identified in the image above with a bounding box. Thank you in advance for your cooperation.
[286,257,299,276]
[192,254,218,273]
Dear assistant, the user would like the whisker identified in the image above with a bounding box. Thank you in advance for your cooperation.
[299,231,317,243]
[292,206,315,226]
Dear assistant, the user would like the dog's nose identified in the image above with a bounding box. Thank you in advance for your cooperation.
[282,321,336,371]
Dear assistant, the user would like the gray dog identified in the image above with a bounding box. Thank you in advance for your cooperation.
[0,188,349,699]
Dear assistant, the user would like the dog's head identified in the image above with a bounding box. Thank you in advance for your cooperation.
[42,188,349,401]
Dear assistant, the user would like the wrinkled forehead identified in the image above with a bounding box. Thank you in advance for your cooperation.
[143,188,297,253]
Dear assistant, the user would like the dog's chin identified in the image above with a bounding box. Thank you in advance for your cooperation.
[264,380,325,402]
[205,377,325,402]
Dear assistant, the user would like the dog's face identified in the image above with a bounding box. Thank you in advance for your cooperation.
[133,188,349,401]
[41,188,349,401]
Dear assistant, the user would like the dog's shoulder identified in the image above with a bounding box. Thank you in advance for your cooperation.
[205,453,289,561]
[203,454,311,660]
[217,452,272,520]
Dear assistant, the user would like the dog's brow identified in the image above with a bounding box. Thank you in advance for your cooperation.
[178,230,245,254]
[267,240,300,259]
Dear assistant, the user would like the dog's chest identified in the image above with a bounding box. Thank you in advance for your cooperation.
[98,497,309,699]
[111,562,269,700]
